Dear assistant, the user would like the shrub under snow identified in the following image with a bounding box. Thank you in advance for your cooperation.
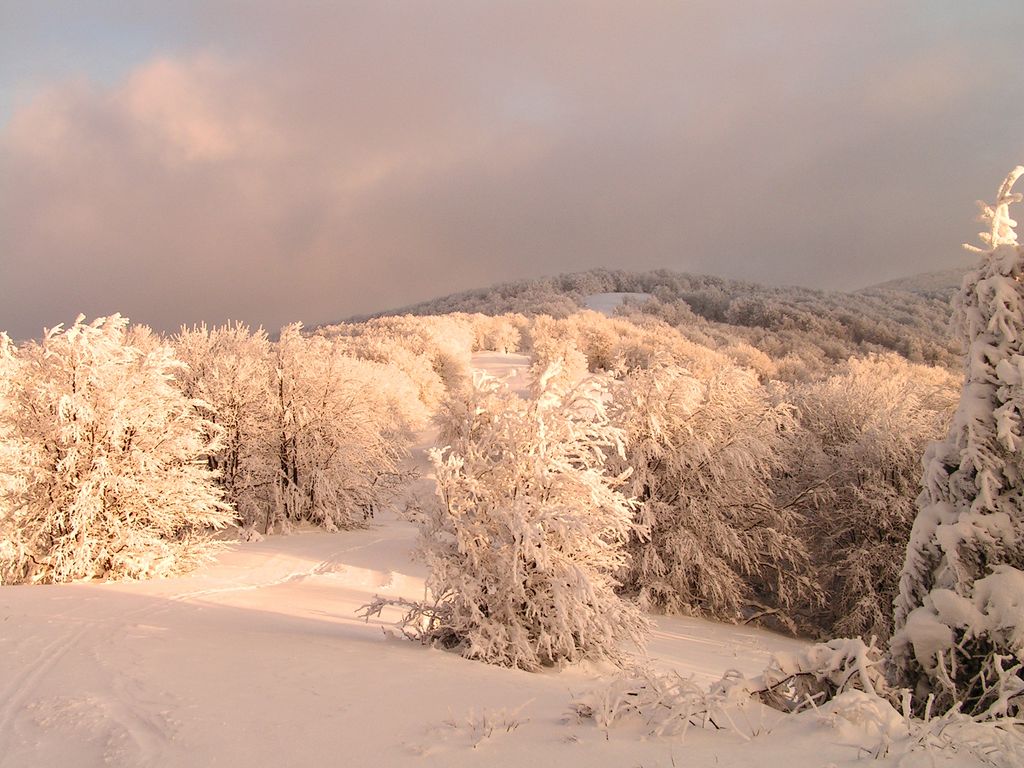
[572,642,1024,767]
[365,364,648,670]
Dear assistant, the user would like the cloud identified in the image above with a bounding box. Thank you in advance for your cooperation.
[1,2,1022,338]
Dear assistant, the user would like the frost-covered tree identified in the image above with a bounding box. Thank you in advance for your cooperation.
[783,355,957,640]
[0,316,232,584]
[528,334,589,394]
[890,168,1024,717]
[173,324,275,535]
[611,363,811,627]
[527,312,731,381]
[0,333,24,575]
[265,325,413,533]
[172,321,421,537]
[322,314,474,406]
[370,365,648,670]
[330,330,444,417]
[470,313,522,353]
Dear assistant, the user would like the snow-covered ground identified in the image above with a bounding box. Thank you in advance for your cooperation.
[467,352,532,397]
[0,354,1005,767]
[0,517,813,768]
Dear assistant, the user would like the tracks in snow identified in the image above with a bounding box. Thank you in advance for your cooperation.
[166,535,395,603]
[0,531,415,764]
[0,621,92,752]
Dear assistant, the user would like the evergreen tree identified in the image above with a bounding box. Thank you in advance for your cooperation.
[890,168,1024,717]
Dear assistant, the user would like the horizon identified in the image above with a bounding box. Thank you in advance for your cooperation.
[2,261,965,341]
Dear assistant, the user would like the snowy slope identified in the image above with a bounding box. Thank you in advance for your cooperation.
[0,520,813,768]
[0,354,1006,767]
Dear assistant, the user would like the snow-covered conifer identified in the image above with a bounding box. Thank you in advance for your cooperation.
[890,168,1024,716]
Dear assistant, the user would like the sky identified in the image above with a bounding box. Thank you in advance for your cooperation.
[1,1,1023,338]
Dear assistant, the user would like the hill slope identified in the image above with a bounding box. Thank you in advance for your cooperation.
[858,267,965,299]
[350,268,960,370]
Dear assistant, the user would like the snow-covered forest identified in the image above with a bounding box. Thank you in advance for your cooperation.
[3,175,1024,765]
[1,283,959,635]
[366,265,963,372]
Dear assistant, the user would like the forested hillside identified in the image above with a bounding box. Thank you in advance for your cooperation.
[359,267,964,372]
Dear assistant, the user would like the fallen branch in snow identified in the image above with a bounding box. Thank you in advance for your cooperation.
[357,593,461,648]
[750,637,890,713]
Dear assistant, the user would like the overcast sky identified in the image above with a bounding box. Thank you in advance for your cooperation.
[2,1,1022,338]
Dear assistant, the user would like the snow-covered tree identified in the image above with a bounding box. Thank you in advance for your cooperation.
[890,167,1024,717]
[783,355,957,640]
[0,315,232,584]
[330,330,444,417]
[265,325,413,533]
[174,322,421,537]
[173,324,275,535]
[322,314,474,407]
[470,313,522,353]
[0,333,24,576]
[611,363,811,627]
[528,333,589,394]
[370,365,648,670]
[528,311,732,381]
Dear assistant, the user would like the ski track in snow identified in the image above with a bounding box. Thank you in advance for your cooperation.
[0,622,91,745]
[166,536,395,602]
[0,593,186,765]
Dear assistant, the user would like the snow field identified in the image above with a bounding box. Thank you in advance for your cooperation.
[0,520,820,767]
